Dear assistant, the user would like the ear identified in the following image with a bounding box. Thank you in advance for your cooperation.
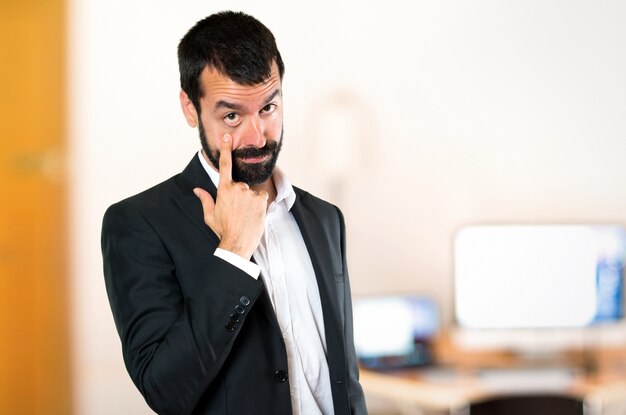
[179,90,199,128]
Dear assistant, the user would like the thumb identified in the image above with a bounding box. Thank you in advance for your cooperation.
[193,187,216,226]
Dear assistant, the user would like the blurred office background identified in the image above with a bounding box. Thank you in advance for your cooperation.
[2,0,626,413]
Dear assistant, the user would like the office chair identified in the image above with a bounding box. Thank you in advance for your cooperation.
[468,394,584,415]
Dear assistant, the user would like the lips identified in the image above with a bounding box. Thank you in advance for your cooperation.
[238,155,269,164]
[233,147,272,164]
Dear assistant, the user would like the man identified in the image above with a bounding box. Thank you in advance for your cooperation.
[101,11,367,415]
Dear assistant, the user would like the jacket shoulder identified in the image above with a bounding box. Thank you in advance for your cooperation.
[293,186,343,219]
[104,173,182,218]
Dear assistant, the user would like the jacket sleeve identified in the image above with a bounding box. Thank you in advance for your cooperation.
[101,201,264,415]
[336,207,369,415]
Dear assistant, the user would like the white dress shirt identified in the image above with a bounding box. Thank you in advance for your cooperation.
[198,152,335,415]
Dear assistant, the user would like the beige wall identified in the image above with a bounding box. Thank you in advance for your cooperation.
[69,1,626,413]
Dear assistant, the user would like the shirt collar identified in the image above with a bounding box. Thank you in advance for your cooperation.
[197,150,296,211]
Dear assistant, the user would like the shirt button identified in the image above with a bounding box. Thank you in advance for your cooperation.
[274,370,288,383]
[240,296,251,306]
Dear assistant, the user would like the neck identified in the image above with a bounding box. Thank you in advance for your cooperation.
[252,177,277,207]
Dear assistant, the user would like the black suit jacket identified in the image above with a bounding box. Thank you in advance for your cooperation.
[101,156,367,415]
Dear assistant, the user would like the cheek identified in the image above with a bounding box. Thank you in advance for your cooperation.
[202,118,229,148]
[264,113,283,139]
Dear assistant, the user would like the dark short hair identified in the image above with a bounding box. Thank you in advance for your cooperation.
[178,11,285,113]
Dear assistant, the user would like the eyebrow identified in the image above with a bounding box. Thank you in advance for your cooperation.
[262,89,281,106]
[214,89,281,112]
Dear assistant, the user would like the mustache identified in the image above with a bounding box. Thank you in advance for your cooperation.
[231,141,279,159]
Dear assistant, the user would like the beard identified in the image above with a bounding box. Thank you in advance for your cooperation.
[198,119,283,186]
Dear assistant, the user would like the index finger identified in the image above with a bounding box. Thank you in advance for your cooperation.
[218,133,233,184]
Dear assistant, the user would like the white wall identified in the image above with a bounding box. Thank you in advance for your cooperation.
[69,1,626,413]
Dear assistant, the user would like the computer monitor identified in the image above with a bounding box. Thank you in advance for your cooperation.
[453,224,626,353]
[353,295,439,370]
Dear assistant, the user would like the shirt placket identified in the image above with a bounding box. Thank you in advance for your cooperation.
[266,210,302,413]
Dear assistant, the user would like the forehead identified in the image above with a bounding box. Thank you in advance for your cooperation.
[200,62,281,108]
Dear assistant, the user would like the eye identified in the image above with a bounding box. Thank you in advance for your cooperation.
[260,104,276,114]
[223,112,242,127]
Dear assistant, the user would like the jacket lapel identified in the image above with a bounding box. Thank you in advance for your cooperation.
[290,189,348,405]
[171,155,220,246]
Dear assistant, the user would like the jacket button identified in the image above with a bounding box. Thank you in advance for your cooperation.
[240,296,251,306]
[274,370,288,383]
[229,313,241,323]
[225,321,236,332]
[235,304,246,315]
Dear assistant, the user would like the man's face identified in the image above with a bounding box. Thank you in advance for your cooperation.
[193,62,283,186]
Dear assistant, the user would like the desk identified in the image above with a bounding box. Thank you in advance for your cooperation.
[360,338,626,415]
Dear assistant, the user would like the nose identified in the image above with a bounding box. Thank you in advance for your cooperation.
[237,116,266,148]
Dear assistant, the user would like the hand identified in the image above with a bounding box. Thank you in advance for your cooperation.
[194,134,269,259]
